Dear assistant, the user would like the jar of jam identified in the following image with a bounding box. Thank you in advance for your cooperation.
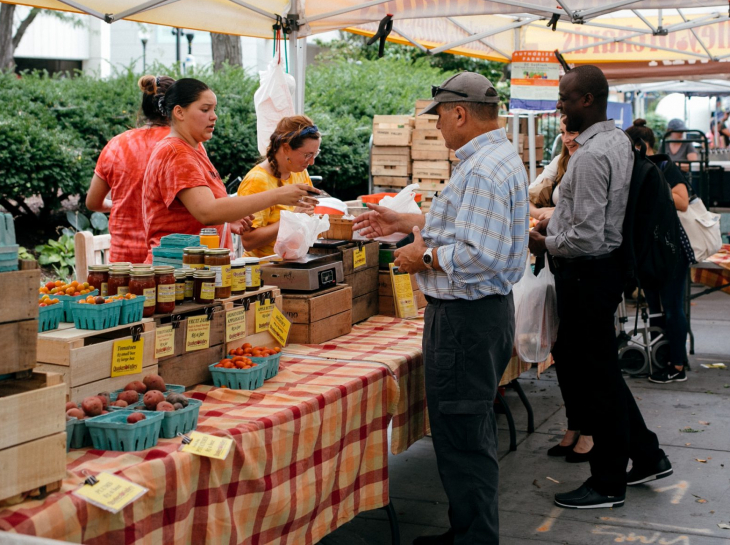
[87,265,110,297]
[205,248,231,299]
[199,228,220,249]
[243,257,262,291]
[230,259,246,295]
[193,269,216,304]
[108,266,131,296]
[183,247,206,269]
[129,268,156,317]
[174,269,186,304]
[154,265,176,314]
[184,270,195,301]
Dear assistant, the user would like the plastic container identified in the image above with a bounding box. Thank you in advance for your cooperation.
[85,410,164,451]
[119,295,146,325]
[250,352,282,380]
[71,299,123,330]
[209,362,265,390]
[38,304,64,332]
[109,384,185,402]
[361,192,423,205]
[313,205,345,216]
[53,290,99,322]
[127,398,202,439]
[160,234,201,248]
[66,417,92,450]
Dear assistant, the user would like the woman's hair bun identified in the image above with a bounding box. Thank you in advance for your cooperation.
[138,75,157,95]
[633,118,647,127]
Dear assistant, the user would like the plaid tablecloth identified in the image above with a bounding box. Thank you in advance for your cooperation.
[0,356,397,545]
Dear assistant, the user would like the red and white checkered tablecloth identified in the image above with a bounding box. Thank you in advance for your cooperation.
[0,356,397,545]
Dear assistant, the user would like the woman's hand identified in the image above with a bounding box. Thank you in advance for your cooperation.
[230,216,255,235]
[275,184,319,209]
[532,207,555,221]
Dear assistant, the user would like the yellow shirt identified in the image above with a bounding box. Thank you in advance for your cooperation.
[237,165,313,258]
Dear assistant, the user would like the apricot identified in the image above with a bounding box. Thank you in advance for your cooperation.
[143,390,165,410]
[112,400,128,408]
[143,373,166,392]
[117,390,139,404]
[66,408,85,420]
[124,381,147,394]
[81,396,103,417]
[126,412,146,424]
[156,401,175,412]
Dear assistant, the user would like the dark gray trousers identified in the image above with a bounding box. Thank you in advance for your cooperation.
[423,293,515,545]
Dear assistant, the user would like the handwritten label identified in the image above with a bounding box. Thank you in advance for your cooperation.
[155,325,175,359]
[181,431,233,460]
[255,299,275,333]
[185,315,211,352]
[111,338,145,377]
[157,284,175,303]
[73,473,147,514]
[268,306,291,346]
[226,308,247,343]
[353,247,367,269]
[142,287,156,307]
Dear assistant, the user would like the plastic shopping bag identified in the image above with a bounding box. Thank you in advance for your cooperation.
[512,255,559,363]
[359,184,423,243]
[274,211,330,261]
[254,59,295,157]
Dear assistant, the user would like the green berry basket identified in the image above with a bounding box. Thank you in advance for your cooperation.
[209,362,265,390]
[71,299,123,330]
[46,290,99,322]
[119,296,146,325]
[109,384,185,402]
[126,398,202,439]
[250,353,282,380]
[38,304,64,332]
[85,410,164,451]
[66,417,92,450]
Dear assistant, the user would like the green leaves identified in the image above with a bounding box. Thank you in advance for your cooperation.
[35,233,75,280]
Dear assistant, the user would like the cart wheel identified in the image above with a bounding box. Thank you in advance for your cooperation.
[651,340,671,371]
[619,345,648,375]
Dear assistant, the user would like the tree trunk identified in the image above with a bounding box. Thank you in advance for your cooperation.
[211,33,242,71]
[0,4,15,70]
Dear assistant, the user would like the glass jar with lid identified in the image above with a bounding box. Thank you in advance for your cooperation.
[243,257,262,292]
[129,268,156,317]
[193,269,216,304]
[204,248,231,299]
[230,259,246,295]
[182,247,206,269]
[199,228,220,249]
[174,269,186,303]
[87,265,110,297]
[154,265,176,314]
[184,270,195,301]
[108,266,131,296]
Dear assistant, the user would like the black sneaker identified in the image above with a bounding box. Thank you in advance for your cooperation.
[554,482,625,509]
[648,366,687,384]
[627,455,673,486]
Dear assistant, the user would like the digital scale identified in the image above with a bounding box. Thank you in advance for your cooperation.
[260,253,344,291]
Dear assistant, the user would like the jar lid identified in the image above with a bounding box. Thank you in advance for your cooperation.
[154,265,175,274]
[130,268,154,276]
[109,268,131,275]
[131,263,151,268]
[88,265,110,272]
[193,269,216,278]
[206,248,231,256]
[183,246,207,254]
[110,262,131,267]
[185,270,196,277]
[200,228,218,235]
[174,269,187,278]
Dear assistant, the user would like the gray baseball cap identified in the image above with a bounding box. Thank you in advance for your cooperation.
[667,118,687,131]
[419,72,500,116]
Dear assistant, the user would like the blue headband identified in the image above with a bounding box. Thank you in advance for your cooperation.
[300,125,319,137]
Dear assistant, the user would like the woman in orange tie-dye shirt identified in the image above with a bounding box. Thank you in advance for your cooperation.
[86,75,175,263]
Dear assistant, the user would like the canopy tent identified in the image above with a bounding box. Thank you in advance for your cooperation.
[614,79,730,95]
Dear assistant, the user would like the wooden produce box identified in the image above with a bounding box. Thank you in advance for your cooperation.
[35,319,158,402]
[158,345,224,388]
[412,129,447,154]
[371,145,411,160]
[412,148,449,161]
[0,319,38,376]
[0,371,67,502]
[284,285,353,344]
[412,161,450,181]
[507,133,545,153]
[373,115,413,146]
[378,270,427,316]
[372,176,410,188]
[414,99,432,116]
[415,179,448,193]
[1,269,40,325]
[371,153,411,177]
[519,147,544,162]
[352,289,379,325]
[343,265,379,299]
[415,115,438,131]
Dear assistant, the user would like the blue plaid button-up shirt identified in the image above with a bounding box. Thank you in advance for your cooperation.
[417,128,529,300]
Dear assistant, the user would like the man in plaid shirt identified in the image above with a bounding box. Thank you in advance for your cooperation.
[354,72,529,544]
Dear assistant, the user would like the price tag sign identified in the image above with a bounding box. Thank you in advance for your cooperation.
[268,307,291,346]
[255,299,275,333]
[353,247,367,270]
[181,431,233,460]
[155,325,175,359]
[186,315,211,352]
[73,473,147,514]
[226,308,247,343]
[110,338,145,378]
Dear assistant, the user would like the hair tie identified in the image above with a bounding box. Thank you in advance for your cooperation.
[155,76,160,87]
[157,96,166,116]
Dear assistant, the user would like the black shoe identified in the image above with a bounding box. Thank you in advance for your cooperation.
[554,482,625,509]
[565,448,592,463]
[648,366,687,384]
[627,455,673,486]
[413,529,455,545]
[547,441,577,457]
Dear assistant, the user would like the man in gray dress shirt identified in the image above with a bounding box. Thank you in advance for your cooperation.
[529,65,673,509]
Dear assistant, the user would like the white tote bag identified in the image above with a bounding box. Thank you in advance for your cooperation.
[677,198,722,263]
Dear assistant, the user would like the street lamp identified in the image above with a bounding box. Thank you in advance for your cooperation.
[184,32,195,74]
[138,27,151,72]
[171,28,184,63]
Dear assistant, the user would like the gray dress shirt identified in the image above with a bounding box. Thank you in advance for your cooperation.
[546,120,633,258]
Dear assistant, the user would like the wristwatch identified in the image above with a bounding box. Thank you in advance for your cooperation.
[422,248,434,270]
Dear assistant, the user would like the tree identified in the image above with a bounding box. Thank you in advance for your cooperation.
[210,33,242,71]
[0,5,41,70]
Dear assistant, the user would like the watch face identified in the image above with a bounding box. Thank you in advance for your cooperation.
[423,251,432,264]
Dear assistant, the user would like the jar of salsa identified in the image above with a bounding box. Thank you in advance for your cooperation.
[184,270,195,301]
[87,265,110,297]
[243,257,261,292]
[205,248,231,299]
[174,269,186,304]
[154,265,176,314]
[129,268,156,317]
[193,269,216,304]
[230,259,246,295]
[108,266,131,296]
[182,247,206,269]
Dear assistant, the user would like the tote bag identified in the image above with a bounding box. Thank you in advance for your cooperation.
[677,198,722,263]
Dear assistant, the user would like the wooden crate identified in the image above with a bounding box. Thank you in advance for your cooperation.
[372,176,410,188]
[343,265,379,299]
[519,147,544,162]
[371,146,411,158]
[0,433,66,503]
[378,270,419,296]
[379,290,427,316]
[158,345,224,388]
[1,269,40,325]
[415,179,448,192]
[310,241,379,277]
[449,149,458,162]
[371,164,409,177]
[289,310,352,344]
[282,285,352,324]
[412,129,446,153]
[412,161,450,180]
[420,201,432,213]
[0,319,38,375]
[412,148,449,161]
[507,133,545,153]
[352,290,378,324]
[415,115,438,130]
[373,115,413,146]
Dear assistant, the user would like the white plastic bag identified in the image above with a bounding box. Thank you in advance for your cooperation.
[362,184,422,243]
[254,58,295,157]
[274,211,330,261]
[513,255,559,363]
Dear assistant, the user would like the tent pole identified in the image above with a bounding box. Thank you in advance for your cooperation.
[429,16,539,55]
[446,18,512,60]
[528,112,536,183]
[298,36,307,113]
[512,115,520,154]
[55,0,106,21]
[288,29,299,114]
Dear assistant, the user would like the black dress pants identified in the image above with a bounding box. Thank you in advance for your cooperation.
[551,255,665,495]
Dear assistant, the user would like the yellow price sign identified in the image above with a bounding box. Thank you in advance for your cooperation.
[186,315,211,352]
[111,338,145,378]
[390,263,418,319]
[353,246,367,270]
[255,299,275,333]
[73,472,147,514]
[268,307,291,346]
[154,325,175,359]
[226,308,247,343]
[181,431,233,460]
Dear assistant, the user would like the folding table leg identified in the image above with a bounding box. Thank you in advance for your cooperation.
[495,390,517,451]
[510,380,534,433]
[380,500,400,545]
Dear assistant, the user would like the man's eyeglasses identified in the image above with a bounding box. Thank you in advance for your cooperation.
[431,85,468,98]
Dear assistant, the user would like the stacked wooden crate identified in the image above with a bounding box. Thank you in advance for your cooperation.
[282,285,353,344]
[371,115,413,192]
[412,100,451,212]
[506,117,545,178]
[378,270,427,316]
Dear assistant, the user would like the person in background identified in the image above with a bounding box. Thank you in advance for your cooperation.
[236,116,318,258]
[142,78,316,261]
[86,75,174,263]
[625,118,694,384]
[665,118,699,165]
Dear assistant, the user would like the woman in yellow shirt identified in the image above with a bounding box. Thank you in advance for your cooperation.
[237,116,320,257]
